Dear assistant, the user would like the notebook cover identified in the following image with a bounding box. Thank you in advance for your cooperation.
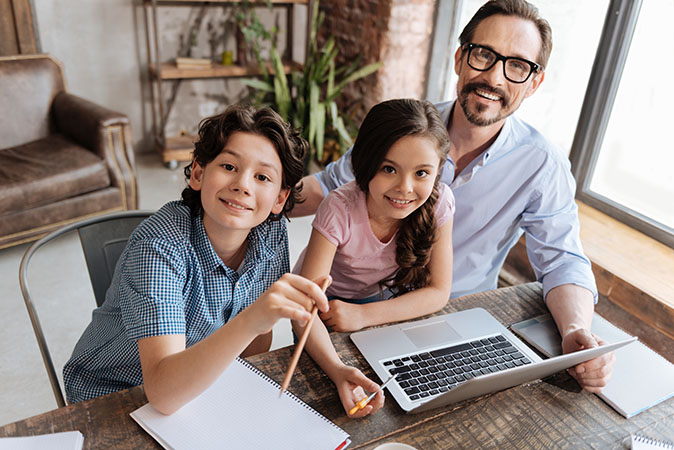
[130,358,350,450]
[510,313,674,418]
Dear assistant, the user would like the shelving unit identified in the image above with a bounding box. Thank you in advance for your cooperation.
[143,0,312,168]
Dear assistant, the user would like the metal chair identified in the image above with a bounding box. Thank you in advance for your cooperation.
[19,210,153,407]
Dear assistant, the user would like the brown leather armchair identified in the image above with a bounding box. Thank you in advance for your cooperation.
[0,55,138,249]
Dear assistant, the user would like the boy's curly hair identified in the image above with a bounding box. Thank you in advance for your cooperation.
[182,104,307,220]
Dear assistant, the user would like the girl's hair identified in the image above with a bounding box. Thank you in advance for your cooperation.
[182,104,307,220]
[351,99,450,294]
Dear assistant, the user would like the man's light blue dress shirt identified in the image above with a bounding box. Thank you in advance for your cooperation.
[315,100,597,300]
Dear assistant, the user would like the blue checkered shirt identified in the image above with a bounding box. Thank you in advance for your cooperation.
[63,201,290,403]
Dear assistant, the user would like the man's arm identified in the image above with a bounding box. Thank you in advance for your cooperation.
[291,148,356,217]
[546,284,615,393]
[292,175,325,217]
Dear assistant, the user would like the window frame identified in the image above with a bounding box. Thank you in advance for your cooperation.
[569,0,674,248]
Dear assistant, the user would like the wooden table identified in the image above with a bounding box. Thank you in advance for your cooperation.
[1,283,673,449]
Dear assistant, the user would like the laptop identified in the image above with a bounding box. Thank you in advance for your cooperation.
[350,307,636,414]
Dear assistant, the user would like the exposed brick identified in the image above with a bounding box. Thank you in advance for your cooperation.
[318,0,435,125]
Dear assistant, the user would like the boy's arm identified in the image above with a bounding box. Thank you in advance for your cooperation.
[322,218,453,332]
[138,273,328,415]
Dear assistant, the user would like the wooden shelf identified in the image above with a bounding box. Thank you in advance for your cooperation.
[154,0,307,4]
[151,61,303,80]
[158,135,196,163]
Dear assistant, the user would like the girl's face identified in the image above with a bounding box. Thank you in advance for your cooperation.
[367,134,442,223]
[189,131,289,239]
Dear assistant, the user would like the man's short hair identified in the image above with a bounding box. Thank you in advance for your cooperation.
[459,0,552,70]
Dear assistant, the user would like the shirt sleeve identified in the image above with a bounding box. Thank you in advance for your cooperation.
[118,237,189,340]
[434,183,455,227]
[520,158,598,302]
[311,190,350,247]
[313,147,356,196]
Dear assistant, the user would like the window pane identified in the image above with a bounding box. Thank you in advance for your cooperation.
[447,0,609,156]
[589,0,674,229]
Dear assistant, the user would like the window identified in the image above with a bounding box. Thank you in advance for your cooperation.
[570,0,674,247]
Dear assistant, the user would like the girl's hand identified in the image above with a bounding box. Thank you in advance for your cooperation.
[320,300,367,332]
[242,273,330,335]
[331,364,384,418]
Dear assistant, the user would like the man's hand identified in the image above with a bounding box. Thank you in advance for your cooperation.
[562,328,615,394]
[319,300,367,332]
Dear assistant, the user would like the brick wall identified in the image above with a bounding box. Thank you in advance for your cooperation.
[318,0,436,124]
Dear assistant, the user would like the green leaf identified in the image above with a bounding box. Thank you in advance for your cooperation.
[308,80,319,147]
[241,78,274,92]
[330,61,382,102]
[315,102,326,161]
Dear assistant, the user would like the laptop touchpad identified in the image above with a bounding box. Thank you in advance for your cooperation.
[402,320,461,349]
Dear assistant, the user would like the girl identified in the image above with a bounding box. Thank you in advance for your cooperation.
[295,98,454,417]
[63,105,341,415]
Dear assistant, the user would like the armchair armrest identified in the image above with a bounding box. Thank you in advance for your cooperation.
[52,92,138,210]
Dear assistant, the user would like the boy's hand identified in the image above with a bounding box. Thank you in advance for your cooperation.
[320,300,366,332]
[243,273,330,335]
[331,364,384,418]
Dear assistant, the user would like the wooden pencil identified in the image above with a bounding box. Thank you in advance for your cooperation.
[279,278,330,396]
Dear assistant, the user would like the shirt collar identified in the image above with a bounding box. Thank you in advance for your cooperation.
[193,213,281,274]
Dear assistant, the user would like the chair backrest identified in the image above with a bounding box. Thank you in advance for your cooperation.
[19,210,153,407]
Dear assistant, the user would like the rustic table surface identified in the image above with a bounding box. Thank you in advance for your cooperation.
[1,283,672,449]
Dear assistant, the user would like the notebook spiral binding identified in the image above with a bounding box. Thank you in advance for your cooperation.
[633,434,674,449]
[236,358,344,432]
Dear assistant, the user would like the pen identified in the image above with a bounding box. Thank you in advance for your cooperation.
[348,373,398,415]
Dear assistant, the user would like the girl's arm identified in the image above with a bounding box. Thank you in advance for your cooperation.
[296,230,385,417]
[138,273,329,415]
[321,218,454,332]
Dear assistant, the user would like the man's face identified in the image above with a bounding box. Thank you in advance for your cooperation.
[454,14,545,127]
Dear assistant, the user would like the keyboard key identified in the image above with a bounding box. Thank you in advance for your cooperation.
[420,392,430,398]
[488,337,500,344]
[430,342,473,358]
[439,386,449,392]
[504,347,518,354]
[496,335,507,342]
[405,386,420,395]
[512,352,525,359]
[420,353,433,360]
[409,379,420,386]
[410,394,420,400]
[383,361,393,366]
[398,373,412,381]
[430,389,439,395]
[493,342,512,349]
[399,381,410,388]
[419,368,430,375]
[411,355,421,362]
[419,384,431,391]
[402,356,411,361]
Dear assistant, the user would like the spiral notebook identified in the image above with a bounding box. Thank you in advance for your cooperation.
[631,434,674,449]
[130,358,350,450]
[511,313,674,418]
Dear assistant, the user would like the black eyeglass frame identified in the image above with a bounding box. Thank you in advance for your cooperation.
[462,43,542,84]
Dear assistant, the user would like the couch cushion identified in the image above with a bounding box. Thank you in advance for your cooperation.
[0,134,111,214]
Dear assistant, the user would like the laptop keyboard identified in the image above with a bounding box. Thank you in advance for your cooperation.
[383,335,531,401]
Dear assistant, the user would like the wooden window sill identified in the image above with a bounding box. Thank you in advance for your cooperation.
[500,201,674,340]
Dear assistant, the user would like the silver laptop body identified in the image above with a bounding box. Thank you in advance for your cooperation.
[350,307,636,413]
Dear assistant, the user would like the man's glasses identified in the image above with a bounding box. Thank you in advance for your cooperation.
[462,43,541,84]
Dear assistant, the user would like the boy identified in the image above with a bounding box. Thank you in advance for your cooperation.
[63,105,358,415]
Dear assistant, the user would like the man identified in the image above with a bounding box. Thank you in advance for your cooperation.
[293,0,614,393]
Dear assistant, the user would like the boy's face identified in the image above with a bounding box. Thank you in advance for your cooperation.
[189,131,290,239]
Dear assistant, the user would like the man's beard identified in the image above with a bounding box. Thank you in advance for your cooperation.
[458,82,513,127]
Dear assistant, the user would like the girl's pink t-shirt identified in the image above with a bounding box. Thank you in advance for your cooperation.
[294,181,455,299]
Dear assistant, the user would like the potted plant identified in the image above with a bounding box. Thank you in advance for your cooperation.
[242,0,382,167]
